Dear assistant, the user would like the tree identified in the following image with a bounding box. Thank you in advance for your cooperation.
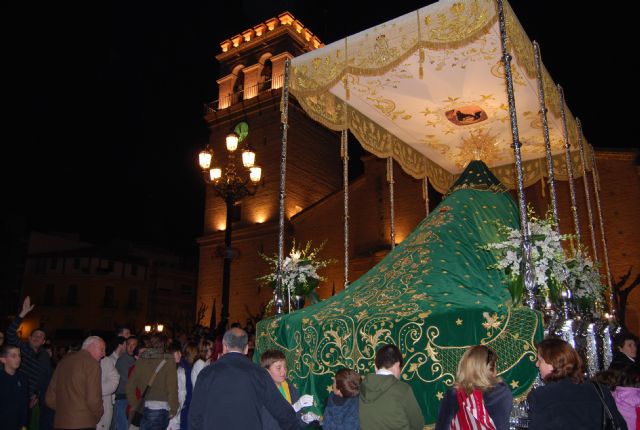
[613,268,640,331]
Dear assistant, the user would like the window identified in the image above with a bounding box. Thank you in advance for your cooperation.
[130,265,138,276]
[127,289,138,310]
[49,258,58,270]
[74,258,81,269]
[66,285,78,306]
[44,284,55,305]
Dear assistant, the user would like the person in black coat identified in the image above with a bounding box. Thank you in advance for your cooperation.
[435,345,512,430]
[188,328,299,430]
[528,337,627,430]
[609,332,639,371]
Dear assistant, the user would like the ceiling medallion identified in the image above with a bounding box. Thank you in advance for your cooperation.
[445,104,488,126]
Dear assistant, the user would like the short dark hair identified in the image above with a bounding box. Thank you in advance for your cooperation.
[613,332,638,351]
[149,333,167,350]
[116,326,130,336]
[0,344,19,357]
[260,349,286,369]
[537,338,583,383]
[375,344,403,370]
[222,328,247,351]
[30,328,46,337]
[335,368,361,397]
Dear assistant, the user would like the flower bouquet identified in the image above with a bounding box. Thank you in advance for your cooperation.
[259,240,335,310]
[482,208,572,306]
[565,247,605,312]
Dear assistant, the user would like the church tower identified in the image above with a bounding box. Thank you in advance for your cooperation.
[197,13,343,326]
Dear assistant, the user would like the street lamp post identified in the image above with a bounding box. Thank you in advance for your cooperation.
[198,131,262,329]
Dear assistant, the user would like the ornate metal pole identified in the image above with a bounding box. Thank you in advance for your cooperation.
[423,177,430,217]
[387,157,396,249]
[576,119,598,261]
[591,155,614,311]
[533,42,560,230]
[496,0,535,308]
[277,59,292,314]
[220,198,234,328]
[558,86,582,244]
[342,130,350,288]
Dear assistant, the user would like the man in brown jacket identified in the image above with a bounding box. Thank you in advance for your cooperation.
[46,336,105,429]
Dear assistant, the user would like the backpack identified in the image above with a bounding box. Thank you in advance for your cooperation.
[450,388,497,430]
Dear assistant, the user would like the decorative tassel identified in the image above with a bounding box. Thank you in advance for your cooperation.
[541,175,546,197]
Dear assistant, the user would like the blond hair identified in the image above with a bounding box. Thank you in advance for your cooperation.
[455,345,501,394]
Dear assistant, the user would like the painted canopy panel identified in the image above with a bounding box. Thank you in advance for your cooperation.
[290,0,591,192]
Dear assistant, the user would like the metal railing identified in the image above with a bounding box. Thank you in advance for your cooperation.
[204,74,284,114]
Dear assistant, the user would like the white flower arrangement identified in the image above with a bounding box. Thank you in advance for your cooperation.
[482,209,572,305]
[565,248,605,307]
[259,240,334,304]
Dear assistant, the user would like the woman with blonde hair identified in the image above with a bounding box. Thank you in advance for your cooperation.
[435,345,512,430]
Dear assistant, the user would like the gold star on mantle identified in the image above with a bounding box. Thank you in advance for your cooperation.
[326,384,333,393]
[510,380,519,389]
[436,391,444,400]
[455,318,463,326]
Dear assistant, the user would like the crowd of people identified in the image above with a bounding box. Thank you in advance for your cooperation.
[1,295,640,430]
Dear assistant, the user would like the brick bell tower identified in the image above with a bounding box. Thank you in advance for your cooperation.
[197,12,343,327]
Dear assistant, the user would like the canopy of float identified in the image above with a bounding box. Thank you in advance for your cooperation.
[290,0,591,193]
[256,161,543,424]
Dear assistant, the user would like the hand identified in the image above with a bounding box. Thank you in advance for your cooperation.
[20,296,35,318]
[301,412,320,424]
[292,394,314,412]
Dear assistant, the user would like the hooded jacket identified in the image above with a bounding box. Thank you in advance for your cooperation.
[612,386,640,430]
[359,374,424,430]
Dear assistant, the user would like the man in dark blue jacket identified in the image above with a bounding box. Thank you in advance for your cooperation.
[188,327,299,430]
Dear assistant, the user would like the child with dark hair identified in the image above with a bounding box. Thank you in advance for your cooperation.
[359,344,424,430]
[323,368,361,430]
[0,344,29,430]
[610,332,639,371]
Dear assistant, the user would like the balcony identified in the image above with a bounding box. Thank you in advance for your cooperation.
[204,75,283,114]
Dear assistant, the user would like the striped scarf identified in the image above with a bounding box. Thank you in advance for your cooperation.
[450,389,496,430]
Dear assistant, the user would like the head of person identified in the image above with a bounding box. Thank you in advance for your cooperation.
[183,341,199,366]
[618,365,640,388]
[536,338,583,383]
[613,332,638,360]
[116,326,131,339]
[333,368,361,398]
[0,344,21,374]
[375,344,403,379]
[592,369,622,391]
[167,341,182,364]
[29,328,46,351]
[110,336,127,356]
[222,327,248,355]
[149,332,168,352]
[260,349,287,386]
[125,336,138,356]
[198,339,213,362]
[82,336,106,361]
[455,345,501,394]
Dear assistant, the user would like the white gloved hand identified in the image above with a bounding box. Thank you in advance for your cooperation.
[292,394,314,412]
[301,412,320,424]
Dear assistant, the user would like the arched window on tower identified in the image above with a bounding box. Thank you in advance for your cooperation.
[233,70,245,104]
[260,59,273,91]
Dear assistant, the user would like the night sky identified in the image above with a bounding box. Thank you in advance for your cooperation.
[3,1,635,255]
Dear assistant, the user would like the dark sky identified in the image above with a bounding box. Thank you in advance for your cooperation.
[3,1,635,254]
